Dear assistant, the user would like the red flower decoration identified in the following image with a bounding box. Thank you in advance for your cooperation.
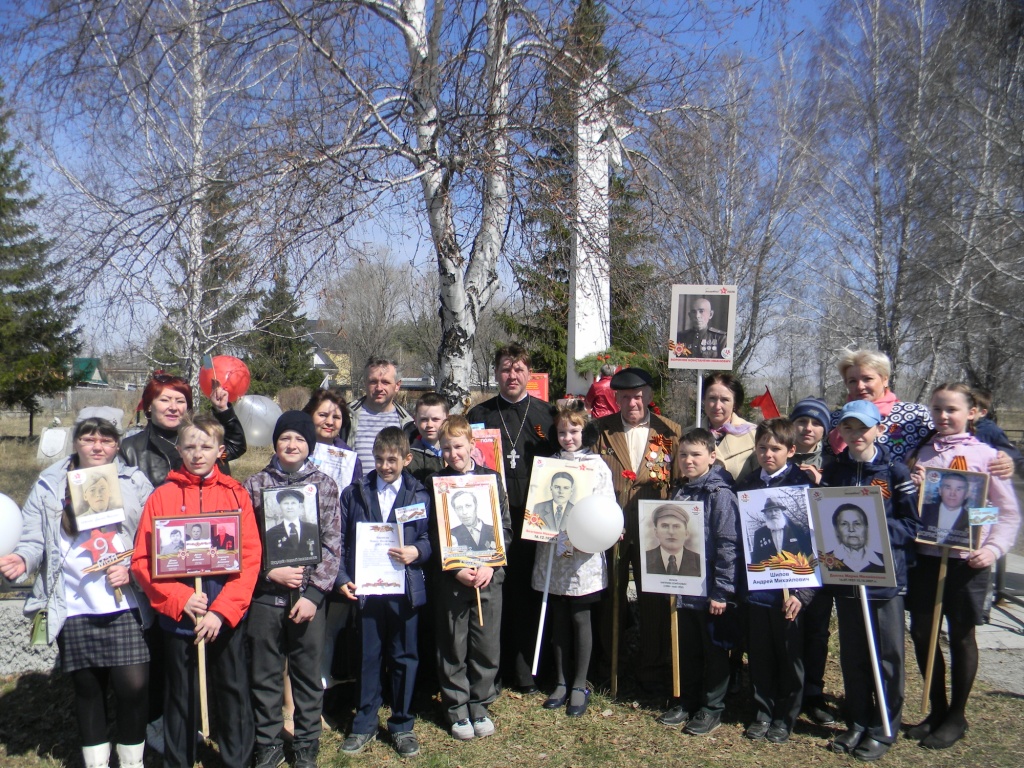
[648,402,661,416]
[621,470,637,481]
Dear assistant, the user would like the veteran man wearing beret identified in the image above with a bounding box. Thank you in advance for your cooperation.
[594,367,683,692]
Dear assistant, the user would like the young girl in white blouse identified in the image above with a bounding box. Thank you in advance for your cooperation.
[531,404,615,717]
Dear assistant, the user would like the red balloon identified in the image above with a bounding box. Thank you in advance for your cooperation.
[198,355,251,403]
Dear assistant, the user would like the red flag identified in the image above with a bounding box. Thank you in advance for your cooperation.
[750,387,781,419]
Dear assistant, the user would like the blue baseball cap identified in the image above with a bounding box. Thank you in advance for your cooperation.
[838,400,882,428]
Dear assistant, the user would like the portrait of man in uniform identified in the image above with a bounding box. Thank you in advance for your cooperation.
[676,296,727,359]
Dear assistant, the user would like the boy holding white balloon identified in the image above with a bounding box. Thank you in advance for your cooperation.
[530,405,615,717]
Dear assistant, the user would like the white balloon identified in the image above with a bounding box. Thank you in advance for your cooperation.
[0,494,24,557]
[565,494,624,554]
[234,395,283,448]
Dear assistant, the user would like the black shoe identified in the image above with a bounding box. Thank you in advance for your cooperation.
[765,723,790,744]
[515,682,540,695]
[853,736,890,761]
[920,717,968,750]
[831,728,865,754]
[392,731,420,758]
[566,687,590,718]
[253,744,285,768]
[293,740,319,768]
[744,721,770,740]
[543,684,568,709]
[340,732,375,755]
[804,696,836,725]
[905,710,946,741]
[656,705,690,728]
[684,710,721,736]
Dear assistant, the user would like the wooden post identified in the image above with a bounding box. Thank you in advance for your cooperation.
[611,541,620,699]
[476,587,484,627]
[921,549,950,713]
[669,596,680,698]
[194,577,210,739]
[532,543,556,675]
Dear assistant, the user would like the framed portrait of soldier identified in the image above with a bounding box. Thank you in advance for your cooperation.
[667,284,737,371]
[808,486,896,588]
[152,513,242,578]
[737,486,821,591]
[67,464,125,530]
[432,474,507,570]
[522,457,595,542]
[260,485,322,569]
[915,468,989,551]
[637,500,706,596]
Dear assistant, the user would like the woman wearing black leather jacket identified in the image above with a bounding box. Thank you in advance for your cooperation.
[120,373,246,487]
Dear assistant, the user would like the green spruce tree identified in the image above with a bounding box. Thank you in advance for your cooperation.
[245,268,321,395]
[0,84,81,435]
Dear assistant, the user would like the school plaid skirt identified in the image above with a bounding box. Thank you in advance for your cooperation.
[57,610,150,673]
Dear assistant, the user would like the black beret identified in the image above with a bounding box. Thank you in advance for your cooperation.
[610,367,654,390]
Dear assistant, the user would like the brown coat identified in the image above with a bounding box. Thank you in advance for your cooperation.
[594,412,684,531]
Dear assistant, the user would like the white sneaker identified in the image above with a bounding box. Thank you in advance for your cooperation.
[451,719,475,740]
[472,716,495,738]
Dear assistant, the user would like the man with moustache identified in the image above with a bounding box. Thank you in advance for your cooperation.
[594,367,683,692]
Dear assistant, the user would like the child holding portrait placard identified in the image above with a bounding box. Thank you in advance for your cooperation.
[131,414,262,768]
[530,405,614,717]
[905,383,1020,750]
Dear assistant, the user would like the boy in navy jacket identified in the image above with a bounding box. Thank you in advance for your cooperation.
[735,418,817,743]
[822,401,919,761]
[337,428,432,758]
[657,428,739,736]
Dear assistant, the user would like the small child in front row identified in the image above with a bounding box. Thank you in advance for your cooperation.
[822,400,919,762]
[905,384,1020,750]
[131,415,261,768]
[243,411,341,768]
[337,427,432,758]
[531,405,614,717]
[735,418,817,743]
[657,428,739,736]
[433,415,512,741]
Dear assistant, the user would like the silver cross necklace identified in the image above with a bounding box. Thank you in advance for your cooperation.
[497,396,530,469]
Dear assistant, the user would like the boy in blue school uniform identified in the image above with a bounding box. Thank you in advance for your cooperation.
[337,427,432,758]
[432,415,512,741]
[822,401,919,761]
[735,418,817,743]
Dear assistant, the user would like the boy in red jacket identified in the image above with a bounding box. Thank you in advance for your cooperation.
[132,414,262,768]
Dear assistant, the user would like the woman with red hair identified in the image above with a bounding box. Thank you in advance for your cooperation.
[120,373,246,488]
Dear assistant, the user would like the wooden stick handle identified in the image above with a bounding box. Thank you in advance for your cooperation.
[921,550,950,714]
[670,596,680,698]
[476,587,484,627]
[611,542,621,699]
[194,577,210,738]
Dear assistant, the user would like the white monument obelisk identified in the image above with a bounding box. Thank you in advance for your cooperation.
[566,66,618,395]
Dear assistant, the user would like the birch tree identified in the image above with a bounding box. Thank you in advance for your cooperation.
[0,0,349,386]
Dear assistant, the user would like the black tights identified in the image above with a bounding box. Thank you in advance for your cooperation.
[910,612,978,721]
[550,600,593,698]
[70,663,149,746]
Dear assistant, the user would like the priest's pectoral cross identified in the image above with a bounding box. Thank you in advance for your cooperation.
[507,447,520,469]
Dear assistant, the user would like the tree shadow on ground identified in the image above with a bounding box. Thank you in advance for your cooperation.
[0,672,77,764]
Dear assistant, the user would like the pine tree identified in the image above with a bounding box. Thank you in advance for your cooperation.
[245,269,321,395]
[0,84,81,435]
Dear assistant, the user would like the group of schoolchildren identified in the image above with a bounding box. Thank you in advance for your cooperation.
[128,381,1018,767]
[656,382,1018,763]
